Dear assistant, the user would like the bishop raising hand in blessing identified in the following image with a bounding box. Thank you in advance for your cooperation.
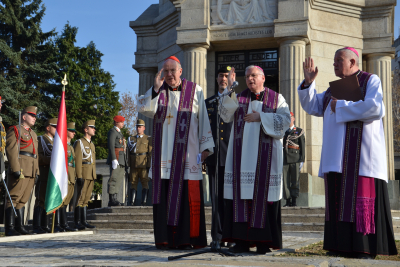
[138,56,214,250]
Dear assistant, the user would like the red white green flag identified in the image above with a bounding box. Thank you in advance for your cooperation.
[45,87,69,214]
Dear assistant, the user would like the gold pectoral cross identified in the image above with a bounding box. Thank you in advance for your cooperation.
[166,112,174,125]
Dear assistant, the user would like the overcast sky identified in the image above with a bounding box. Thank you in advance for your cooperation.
[40,1,400,97]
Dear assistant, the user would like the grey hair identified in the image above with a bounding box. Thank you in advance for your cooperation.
[245,65,265,76]
[335,48,359,66]
[164,59,182,69]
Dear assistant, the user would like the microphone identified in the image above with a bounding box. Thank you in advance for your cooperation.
[230,81,239,90]
[208,81,239,103]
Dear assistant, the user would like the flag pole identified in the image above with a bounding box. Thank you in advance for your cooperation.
[51,211,56,233]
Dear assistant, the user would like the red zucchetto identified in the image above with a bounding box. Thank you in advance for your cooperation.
[113,115,125,122]
[165,56,180,64]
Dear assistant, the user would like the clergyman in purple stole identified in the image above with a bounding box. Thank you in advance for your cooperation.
[219,64,291,255]
[298,48,397,258]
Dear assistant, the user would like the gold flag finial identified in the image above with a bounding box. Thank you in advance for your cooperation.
[61,74,68,92]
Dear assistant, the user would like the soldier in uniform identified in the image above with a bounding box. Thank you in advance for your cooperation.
[282,112,305,207]
[5,106,39,236]
[33,118,60,234]
[56,122,78,232]
[205,66,234,247]
[107,115,127,206]
[0,96,6,204]
[73,120,96,229]
[127,119,152,206]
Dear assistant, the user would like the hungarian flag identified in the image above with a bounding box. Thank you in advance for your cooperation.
[45,90,69,214]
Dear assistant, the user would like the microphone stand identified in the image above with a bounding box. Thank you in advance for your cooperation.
[168,90,236,261]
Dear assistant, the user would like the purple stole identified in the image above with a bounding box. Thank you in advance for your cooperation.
[151,79,197,226]
[232,87,279,229]
[323,71,373,222]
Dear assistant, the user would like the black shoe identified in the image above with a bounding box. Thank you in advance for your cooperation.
[81,206,96,229]
[291,197,297,207]
[156,244,169,250]
[354,252,374,259]
[15,207,30,235]
[141,188,149,206]
[226,242,235,248]
[53,210,66,233]
[73,206,86,230]
[228,242,250,253]
[32,206,47,234]
[178,244,192,250]
[130,189,137,206]
[60,206,77,232]
[108,193,123,206]
[326,251,340,257]
[4,207,21,236]
[283,198,291,207]
[256,244,272,254]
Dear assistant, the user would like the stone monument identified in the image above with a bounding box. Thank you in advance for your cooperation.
[129,0,398,206]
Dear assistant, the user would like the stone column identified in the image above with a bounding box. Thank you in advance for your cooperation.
[137,67,158,135]
[181,44,209,98]
[366,53,395,180]
[279,37,310,174]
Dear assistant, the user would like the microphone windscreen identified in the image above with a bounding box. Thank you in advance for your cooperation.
[232,81,239,88]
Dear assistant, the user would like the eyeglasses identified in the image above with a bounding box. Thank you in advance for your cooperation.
[245,74,263,79]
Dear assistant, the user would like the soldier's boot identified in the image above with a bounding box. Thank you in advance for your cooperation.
[32,206,46,234]
[53,209,66,233]
[130,189,137,206]
[108,194,123,207]
[41,208,51,233]
[283,198,291,207]
[73,206,86,230]
[141,189,149,206]
[81,206,96,229]
[4,207,21,236]
[60,206,77,232]
[291,197,297,207]
[15,207,30,235]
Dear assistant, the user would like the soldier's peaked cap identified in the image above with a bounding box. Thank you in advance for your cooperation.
[217,66,231,75]
[45,118,58,127]
[137,119,145,126]
[23,106,38,117]
[82,120,95,129]
[67,122,76,132]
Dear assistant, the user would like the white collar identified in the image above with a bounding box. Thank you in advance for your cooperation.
[290,125,295,130]
[137,135,143,138]
[114,126,120,132]
[84,137,91,143]
[45,134,53,141]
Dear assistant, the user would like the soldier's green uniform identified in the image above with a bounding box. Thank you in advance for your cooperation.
[73,120,96,229]
[32,118,57,234]
[127,119,152,206]
[5,106,39,236]
[106,115,127,206]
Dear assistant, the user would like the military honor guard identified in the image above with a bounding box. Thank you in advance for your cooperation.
[205,66,233,247]
[54,122,78,232]
[219,66,291,254]
[298,48,397,258]
[73,120,96,229]
[107,115,127,207]
[138,56,214,249]
[127,119,152,206]
[33,118,59,234]
[282,112,305,207]
[5,106,40,236]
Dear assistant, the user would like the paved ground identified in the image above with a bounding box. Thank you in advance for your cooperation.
[0,230,399,266]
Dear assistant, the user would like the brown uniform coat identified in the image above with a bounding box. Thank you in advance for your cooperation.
[63,142,76,206]
[127,135,152,169]
[74,137,96,180]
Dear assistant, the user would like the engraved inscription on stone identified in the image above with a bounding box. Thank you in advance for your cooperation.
[211,27,274,40]
[211,0,277,26]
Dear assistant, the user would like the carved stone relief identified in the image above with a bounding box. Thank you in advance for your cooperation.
[211,0,277,26]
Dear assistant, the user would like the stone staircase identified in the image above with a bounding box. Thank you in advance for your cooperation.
[44,207,400,234]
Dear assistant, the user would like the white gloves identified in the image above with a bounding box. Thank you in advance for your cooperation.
[1,171,4,181]
[299,162,304,171]
[112,159,119,170]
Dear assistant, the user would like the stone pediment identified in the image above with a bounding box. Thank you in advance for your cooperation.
[211,0,277,26]
[169,0,186,9]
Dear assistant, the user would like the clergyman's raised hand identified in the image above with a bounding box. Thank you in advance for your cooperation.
[303,57,319,86]
[154,68,165,92]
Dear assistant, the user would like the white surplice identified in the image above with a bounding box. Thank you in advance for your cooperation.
[138,83,215,180]
[297,74,387,182]
[220,90,291,201]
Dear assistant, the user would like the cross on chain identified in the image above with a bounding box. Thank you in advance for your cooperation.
[166,113,174,124]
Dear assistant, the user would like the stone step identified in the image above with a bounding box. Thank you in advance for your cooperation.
[281,207,325,215]
[86,220,213,230]
[85,213,213,223]
[281,214,325,223]
[282,223,324,232]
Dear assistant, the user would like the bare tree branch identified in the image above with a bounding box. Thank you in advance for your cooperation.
[119,92,138,136]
